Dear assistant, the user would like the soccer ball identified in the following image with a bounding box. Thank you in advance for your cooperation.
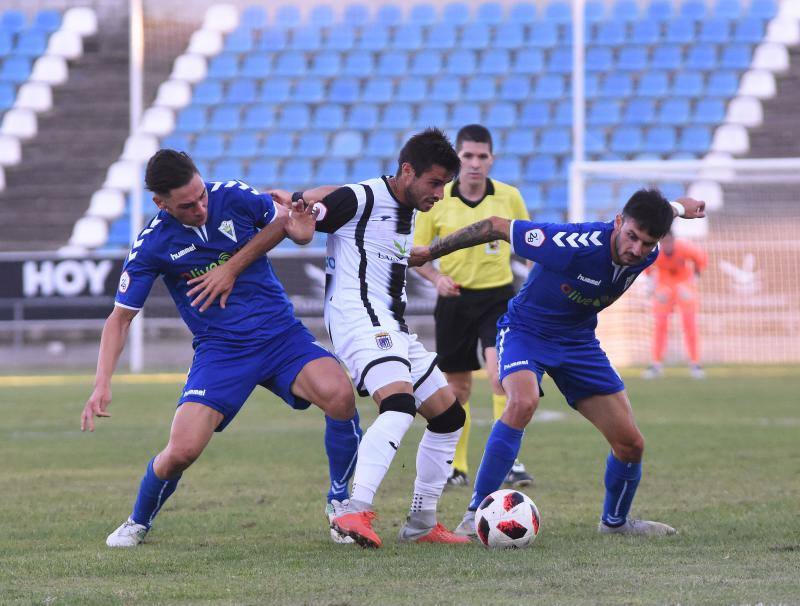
[475,488,541,549]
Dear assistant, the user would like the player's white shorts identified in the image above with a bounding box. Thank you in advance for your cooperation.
[329,324,448,406]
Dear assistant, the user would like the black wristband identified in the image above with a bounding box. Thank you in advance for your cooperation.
[291,191,304,202]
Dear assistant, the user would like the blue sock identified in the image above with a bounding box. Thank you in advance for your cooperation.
[325,411,362,503]
[131,457,181,528]
[601,452,642,527]
[468,420,524,510]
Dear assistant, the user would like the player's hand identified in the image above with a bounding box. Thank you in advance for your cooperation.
[436,274,461,297]
[186,264,236,312]
[81,386,112,432]
[285,199,320,245]
[268,189,293,209]
[676,197,706,219]
[408,246,432,267]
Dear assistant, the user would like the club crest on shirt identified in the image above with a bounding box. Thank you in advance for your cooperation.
[525,228,545,247]
[218,219,237,243]
[375,332,393,350]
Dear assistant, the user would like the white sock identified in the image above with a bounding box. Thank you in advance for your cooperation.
[409,428,463,514]
[350,411,415,505]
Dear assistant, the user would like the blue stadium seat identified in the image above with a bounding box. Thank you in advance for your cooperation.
[749,0,777,20]
[504,130,536,155]
[651,46,683,70]
[594,22,625,46]
[0,57,30,83]
[585,0,606,22]
[274,5,301,27]
[394,78,425,102]
[226,79,257,104]
[383,103,413,129]
[429,77,462,102]
[281,159,313,185]
[693,99,725,124]
[208,106,241,131]
[258,27,288,52]
[450,103,482,126]
[327,25,355,51]
[637,71,669,97]
[0,81,14,109]
[410,50,442,76]
[278,104,310,129]
[540,127,570,154]
[193,134,225,159]
[365,131,397,158]
[243,104,275,130]
[0,32,11,55]
[623,98,656,125]
[0,10,25,33]
[665,18,695,44]
[351,158,383,181]
[720,45,752,70]
[240,6,268,29]
[261,132,294,157]
[524,156,558,182]
[393,24,423,51]
[462,23,491,50]
[259,78,291,104]
[313,104,345,131]
[616,46,649,72]
[588,100,621,126]
[492,158,521,183]
[346,3,372,26]
[410,3,438,25]
[519,183,543,209]
[464,78,496,102]
[479,49,510,75]
[329,77,361,103]
[644,126,676,153]
[207,53,239,79]
[546,185,568,210]
[647,0,673,20]
[485,102,516,129]
[224,28,254,54]
[446,50,477,75]
[162,134,191,151]
[357,25,389,50]
[512,49,545,74]
[715,0,742,19]
[310,4,335,26]
[686,44,718,70]
[377,51,408,76]
[426,23,457,50]
[240,53,272,78]
[585,183,615,210]
[547,48,573,74]
[599,73,632,98]
[610,127,643,154]
[296,132,328,158]
[341,51,373,77]
[316,159,348,184]
[699,18,731,43]
[444,2,471,24]
[545,1,571,23]
[533,74,566,100]
[478,2,505,24]
[630,21,660,45]
[294,78,325,103]
[494,23,524,49]
[679,126,711,153]
[347,104,379,129]
[585,74,600,99]
[659,182,685,201]
[32,9,61,33]
[510,2,537,23]
[681,0,707,19]
[175,106,207,132]
[274,51,306,76]
[672,71,705,97]
[611,0,640,21]
[361,78,393,103]
[528,22,558,48]
[14,31,47,57]
[706,71,739,96]
[417,103,448,126]
[499,75,531,101]
[658,99,691,124]
[520,101,551,127]
[310,51,341,77]
[551,100,570,125]
[585,128,606,154]
[210,159,245,181]
[733,18,764,43]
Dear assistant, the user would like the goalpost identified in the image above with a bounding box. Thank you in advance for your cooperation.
[570,158,800,367]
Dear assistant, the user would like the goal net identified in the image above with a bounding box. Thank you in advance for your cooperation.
[571,158,800,367]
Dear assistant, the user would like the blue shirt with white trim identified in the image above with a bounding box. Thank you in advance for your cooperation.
[115,180,298,344]
[507,220,658,340]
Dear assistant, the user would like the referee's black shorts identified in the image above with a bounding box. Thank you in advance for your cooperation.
[434,284,516,374]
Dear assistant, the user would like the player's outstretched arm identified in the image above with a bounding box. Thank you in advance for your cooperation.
[672,197,706,219]
[81,305,137,432]
[408,216,511,267]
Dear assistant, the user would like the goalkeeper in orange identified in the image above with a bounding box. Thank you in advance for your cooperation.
[642,231,708,379]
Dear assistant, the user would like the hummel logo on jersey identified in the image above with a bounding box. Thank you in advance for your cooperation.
[389,441,399,451]
[183,388,206,398]
[577,273,602,286]
[218,219,237,243]
[503,360,529,370]
[525,229,545,247]
[553,231,603,248]
[170,243,196,261]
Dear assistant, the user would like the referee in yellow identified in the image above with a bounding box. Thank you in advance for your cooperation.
[413,124,533,488]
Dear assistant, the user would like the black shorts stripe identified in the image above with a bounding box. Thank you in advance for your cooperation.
[356,355,412,397]
[389,262,409,333]
[413,354,439,391]
[355,184,380,327]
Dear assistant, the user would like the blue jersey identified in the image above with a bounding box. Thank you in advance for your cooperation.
[507,220,658,341]
[115,180,299,345]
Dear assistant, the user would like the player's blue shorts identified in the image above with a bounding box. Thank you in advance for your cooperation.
[496,324,625,408]
[177,321,335,431]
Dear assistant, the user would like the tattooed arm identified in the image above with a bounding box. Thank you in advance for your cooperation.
[408,216,511,267]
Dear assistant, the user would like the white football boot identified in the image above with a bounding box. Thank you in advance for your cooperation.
[326,499,355,544]
[599,517,677,536]
[106,518,148,547]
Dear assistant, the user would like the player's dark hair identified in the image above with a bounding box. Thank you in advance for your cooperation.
[456,124,493,153]
[621,188,674,239]
[397,128,460,177]
[145,149,199,197]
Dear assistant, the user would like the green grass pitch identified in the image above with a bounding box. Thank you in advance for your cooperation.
[1,368,798,605]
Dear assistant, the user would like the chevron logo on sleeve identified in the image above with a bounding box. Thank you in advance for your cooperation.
[553,230,603,248]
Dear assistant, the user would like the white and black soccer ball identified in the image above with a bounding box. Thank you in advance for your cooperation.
[475,488,541,549]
